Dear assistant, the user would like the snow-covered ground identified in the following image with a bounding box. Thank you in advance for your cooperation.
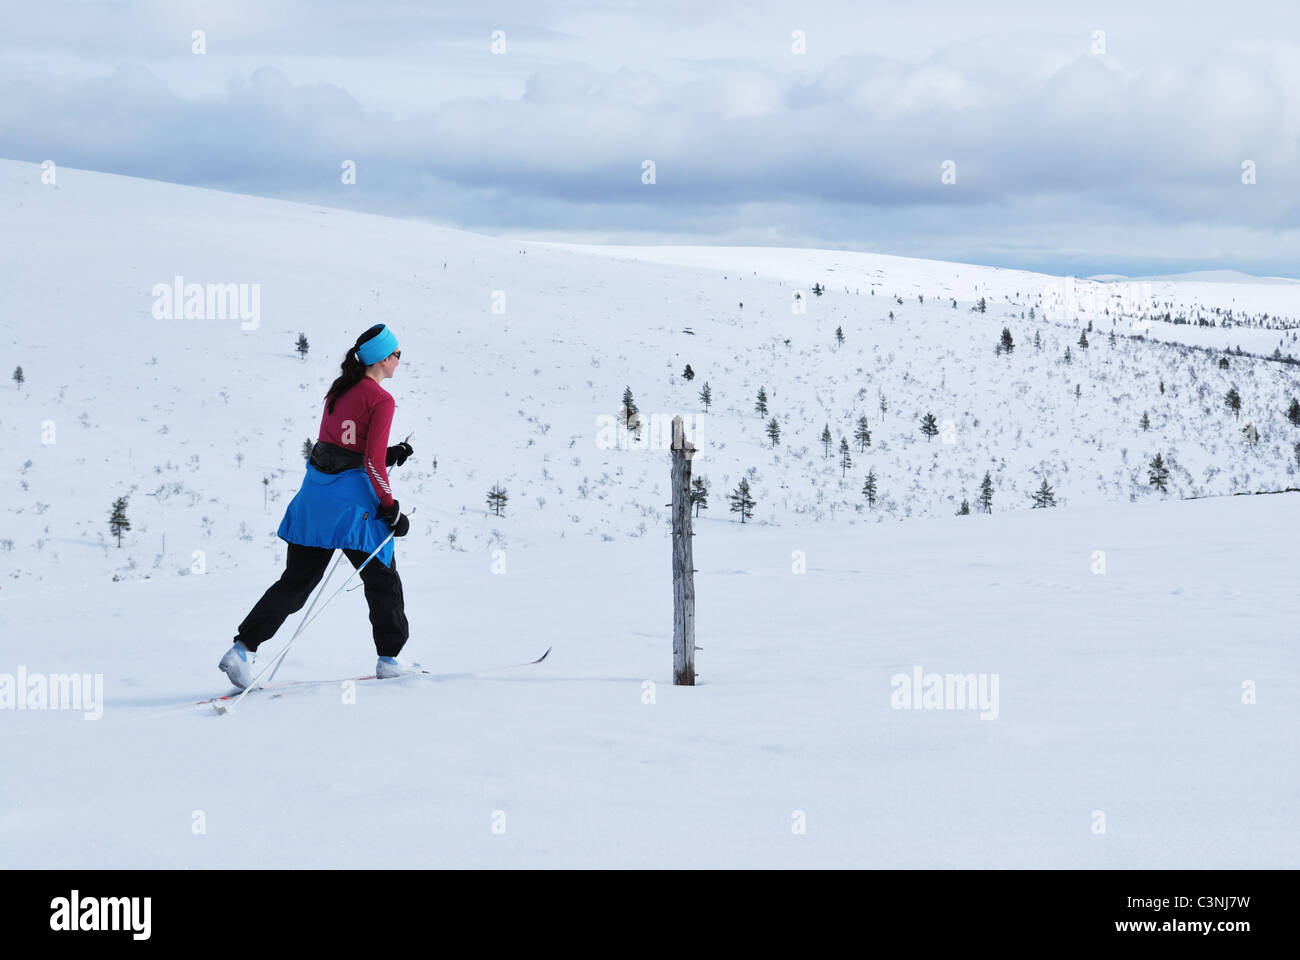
[1,160,1297,866]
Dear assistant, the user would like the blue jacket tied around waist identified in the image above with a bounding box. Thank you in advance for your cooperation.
[277,463,395,567]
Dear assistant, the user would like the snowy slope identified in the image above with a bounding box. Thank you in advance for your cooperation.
[1,160,1298,867]
[4,160,1300,591]
[3,492,1297,867]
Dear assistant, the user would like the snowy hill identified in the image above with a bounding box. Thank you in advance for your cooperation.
[2,160,1297,867]
[4,160,1300,590]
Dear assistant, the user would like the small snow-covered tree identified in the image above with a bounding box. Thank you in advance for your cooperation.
[682,364,694,381]
[690,475,708,518]
[1225,386,1241,419]
[487,484,508,517]
[620,387,639,432]
[728,477,755,523]
[755,387,768,417]
[109,496,130,547]
[766,417,781,448]
[295,333,309,359]
[839,437,852,476]
[12,366,23,389]
[1031,478,1056,508]
[920,412,939,442]
[1285,397,1300,427]
[1000,328,1014,354]
[1148,453,1169,493]
[854,414,871,451]
[862,470,877,508]
[978,471,994,514]
[820,424,832,457]
[699,381,712,410]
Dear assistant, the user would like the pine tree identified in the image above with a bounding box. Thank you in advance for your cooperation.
[486,484,509,517]
[920,412,939,442]
[302,438,313,460]
[1074,383,1081,406]
[835,326,845,347]
[862,470,878,507]
[1078,330,1089,349]
[690,475,709,517]
[1030,478,1056,508]
[766,416,781,447]
[1108,330,1116,347]
[820,424,832,457]
[699,381,712,410]
[620,386,639,431]
[854,414,871,451]
[728,477,755,523]
[957,498,970,515]
[12,366,23,389]
[295,332,309,359]
[978,471,994,514]
[109,496,130,547]
[975,297,987,313]
[1140,412,1150,431]
[1285,398,1300,427]
[1000,327,1014,354]
[879,394,888,419]
[1225,386,1241,419]
[755,387,768,417]
[1063,346,1073,364]
[1033,330,1041,350]
[1148,453,1169,493]
[812,283,824,297]
[682,364,694,381]
[839,437,852,476]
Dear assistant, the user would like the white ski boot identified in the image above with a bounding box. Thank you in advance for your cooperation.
[218,640,258,689]
[376,656,425,678]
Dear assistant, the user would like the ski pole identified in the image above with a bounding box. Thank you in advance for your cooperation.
[265,549,346,683]
[220,529,397,713]
[262,530,396,683]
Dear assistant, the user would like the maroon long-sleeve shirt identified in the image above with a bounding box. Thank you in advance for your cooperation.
[319,377,396,507]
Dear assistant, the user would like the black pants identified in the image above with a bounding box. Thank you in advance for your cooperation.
[235,542,409,658]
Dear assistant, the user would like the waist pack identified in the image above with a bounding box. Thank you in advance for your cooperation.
[309,440,363,474]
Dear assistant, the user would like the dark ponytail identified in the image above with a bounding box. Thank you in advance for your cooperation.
[325,324,386,414]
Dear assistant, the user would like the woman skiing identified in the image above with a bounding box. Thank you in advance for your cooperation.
[218,323,419,688]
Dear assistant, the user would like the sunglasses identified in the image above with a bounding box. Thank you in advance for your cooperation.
[390,350,401,360]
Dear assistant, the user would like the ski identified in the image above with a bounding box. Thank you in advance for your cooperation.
[203,646,551,714]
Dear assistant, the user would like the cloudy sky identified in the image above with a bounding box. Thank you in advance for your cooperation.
[3,0,1299,277]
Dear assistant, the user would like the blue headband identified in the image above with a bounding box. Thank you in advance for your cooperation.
[356,325,399,365]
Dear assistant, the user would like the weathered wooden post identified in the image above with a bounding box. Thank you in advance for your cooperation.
[670,414,696,685]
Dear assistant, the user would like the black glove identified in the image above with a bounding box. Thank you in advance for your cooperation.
[386,442,414,468]
[377,500,409,537]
